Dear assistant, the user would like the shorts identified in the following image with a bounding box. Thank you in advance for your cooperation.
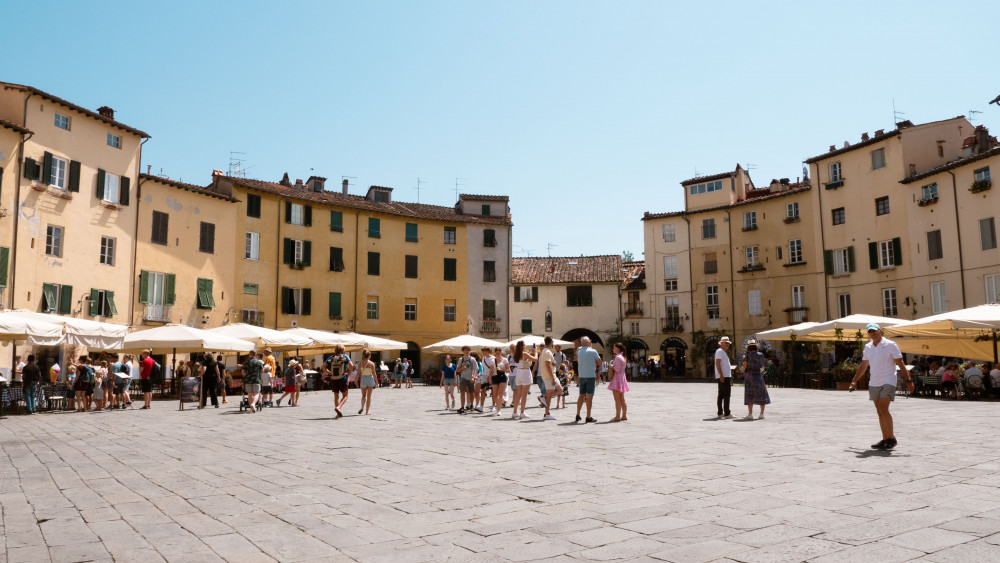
[141,379,153,393]
[360,375,376,389]
[329,377,348,393]
[285,385,298,393]
[443,377,455,386]
[515,372,533,386]
[491,374,507,385]
[262,385,273,395]
[459,379,475,393]
[578,378,596,396]
[868,384,895,401]
[394,373,404,380]
[245,384,261,394]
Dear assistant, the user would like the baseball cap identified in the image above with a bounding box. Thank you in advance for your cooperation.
[865,323,880,332]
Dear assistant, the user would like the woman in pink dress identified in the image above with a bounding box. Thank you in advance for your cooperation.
[608,342,629,421]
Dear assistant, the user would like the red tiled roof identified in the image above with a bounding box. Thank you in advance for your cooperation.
[643,185,812,220]
[0,82,150,138]
[804,116,966,164]
[0,117,31,135]
[680,165,742,186]
[459,194,509,202]
[512,255,623,284]
[219,175,513,226]
[899,146,1000,184]
[622,261,645,290]
[140,173,240,202]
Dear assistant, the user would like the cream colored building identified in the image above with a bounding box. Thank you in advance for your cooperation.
[641,210,692,371]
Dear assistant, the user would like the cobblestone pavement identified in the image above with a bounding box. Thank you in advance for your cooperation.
[2,382,999,562]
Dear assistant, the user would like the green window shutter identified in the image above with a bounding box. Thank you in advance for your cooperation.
[59,285,73,314]
[847,246,855,272]
[42,152,53,184]
[482,204,490,215]
[23,157,37,180]
[892,237,902,266]
[304,205,312,226]
[329,292,341,317]
[302,289,311,316]
[303,240,311,266]
[89,288,100,316]
[369,217,380,237]
[42,283,56,312]
[405,223,418,242]
[823,250,833,275]
[119,175,130,206]
[521,319,532,333]
[330,210,343,231]
[0,246,9,288]
[106,290,118,316]
[285,201,292,223]
[868,242,878,270]
[96,168,106,199]
[283,238,293,264]
[444,258,457,281]
[281,287,291,314]
[138,270,149,303]
[165,274,176,305]
[68,160,81,192]
[197,278,215,309]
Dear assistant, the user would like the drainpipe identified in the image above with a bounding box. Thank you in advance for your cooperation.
[812,163,830,320]
[353,208,361,332]
[275,197,282,328]
[10,90,35,311]
[131,137,150,326]
[945,170,967,308]
[725,209,736,341]
[681,213,694,368]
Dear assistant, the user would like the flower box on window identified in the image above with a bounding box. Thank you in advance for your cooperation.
[783,216,800,224]
[737,263,766,273]
[970,179,992,193]
[824,180,844,190]
[916,197,938,207]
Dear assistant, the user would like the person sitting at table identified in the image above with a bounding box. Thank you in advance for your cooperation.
[990,363,1000,396]
[941,362,959,399]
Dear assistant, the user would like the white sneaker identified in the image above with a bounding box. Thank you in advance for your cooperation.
[249,404,256,413]
[489,406,497,413]
[520,412,530,418]
[543,414,556,421]
[512,413,520,420]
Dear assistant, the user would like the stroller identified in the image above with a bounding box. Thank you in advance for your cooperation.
[239,381,263,413]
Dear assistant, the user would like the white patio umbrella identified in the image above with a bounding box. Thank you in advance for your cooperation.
[793,314,907,342]
[207,323,312,351]
[4,309,129,349]
[504,335,574,349]
[0,313,64,345]
[423,334,505,354]
[884,304,1000,361]
[337,332,408,351]
[753,322,821,342]
[282,327,367,351]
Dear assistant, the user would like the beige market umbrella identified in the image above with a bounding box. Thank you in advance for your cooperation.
[0,312,64,345]
[504,335,574,349]
[753,321,821,342]
[884,304,1000,361]
[282,327,367,351]
[4,309,128,349]
[423,335,505,354]
[207,323,312,351]
[337,332,407,352]
[793,314,907,342]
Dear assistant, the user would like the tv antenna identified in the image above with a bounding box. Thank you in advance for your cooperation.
[341,176,356,193]
[415,178,424,203]
[546,243,558,257]
[454,178,465,201]
[969,110,982,124]
[744,163,757,173]
[228,151,248,178]
[513,244,533,257]
[892,99,905,125]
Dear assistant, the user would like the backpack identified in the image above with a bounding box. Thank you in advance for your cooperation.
[118,362,130,375]
[151,361,163,383]
[328,355,347,378]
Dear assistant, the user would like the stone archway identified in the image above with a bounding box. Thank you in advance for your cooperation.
[659,337,689,377]
[561,328,603,348]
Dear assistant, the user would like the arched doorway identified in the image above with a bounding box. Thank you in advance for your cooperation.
[400,342,421,379]
[625,337,648,362]
[561,328,603,348]
[660,337,688,377]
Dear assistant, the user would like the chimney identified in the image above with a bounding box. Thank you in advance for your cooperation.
[147,164,151,174]
[829,145,836,152]
[861,132,870,141]
[975,125,991,155]
[897,120,914,129]
[97,106,115,119]
[342,179,349,196]
[280,173,292,187]
[294,179,304,190]
[875,129,885,136]
[212,169,223,177]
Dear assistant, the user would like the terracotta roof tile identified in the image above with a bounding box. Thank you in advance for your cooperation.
[680,165,741,186]
[622,261,646,290]
[1,82,150,138]
[459,193,509,202]
[0,117,31,135]
[141,173,240,202]
[643,185,812,220]
[512,255,623,284]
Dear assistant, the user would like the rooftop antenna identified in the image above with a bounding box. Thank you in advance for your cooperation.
[892,99,905,126]
[415,178,424,203]
[744,163,757,173]
[228,151,248,178]
[454,177,465,202]
[969,110,982,124]
[341,175,356,193]
[513,244,533,257]
[546,243,558,257]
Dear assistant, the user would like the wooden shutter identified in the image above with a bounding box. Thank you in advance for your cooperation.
[0,246,8,288]
[138,271,149,303]
[42,283,56,312]
[42,152,53,184]
[106,291,118,316]
[283,238,293,264]
[532,287,538,301]
[304,205,312,226]
[303,240,311,266]
[96,169,106,199]
[89,288,100,316]
[285,201,292,223]
[824,250,833,275]
[281,287,291,314]
[514,287,521,302]
[329,292,341,317]
[302,289,311,316]
[847,246,855,272]
[868,242,878,269]
[330,210,342,231]
[68,161,81,192]
[119,175,130,205]
[24,157,37,180]
[892,237,902,266]
[197,278,215,309]
[405,223,417,242]
[165,274,176,305]
[59,285,73,315]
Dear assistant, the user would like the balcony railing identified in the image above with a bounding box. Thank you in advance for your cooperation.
[661,321,683,333]
[242,311,265,326]
[143,304,171,323]
[481,318,502,333]
[624,304,643,317]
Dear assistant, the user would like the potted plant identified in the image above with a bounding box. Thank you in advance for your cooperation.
[970,179,992,193]
[832,360,859,390]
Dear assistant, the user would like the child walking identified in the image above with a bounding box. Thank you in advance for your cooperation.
[608,343,630,421]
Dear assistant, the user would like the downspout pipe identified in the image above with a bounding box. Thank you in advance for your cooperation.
[10,91,35,311]
[725,209,736,341]
[945,170,967,309]
[353,208,361,332]
[681,213,694,375]
[275,197,282,328]
[811,164,831,320]
[131,137,150,326]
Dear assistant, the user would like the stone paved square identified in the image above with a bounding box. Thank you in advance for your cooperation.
[2,382,999,562]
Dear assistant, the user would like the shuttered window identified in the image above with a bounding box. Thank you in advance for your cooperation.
[443,258,457,281]
[196,278,215,309]
[405,223,418,242]
[927,230,943,260]
[405,255,418,278]
[368,252,380,275]
[483,260,496,282]
[0,246,8,288]
[329,247,344,272]
[329,292,342,318]
[247,194,261,218]
[199,222,215,253]
[330,210,343,232]
[484,229,497,247]
[980,218,997,251]
[151,211,169,245]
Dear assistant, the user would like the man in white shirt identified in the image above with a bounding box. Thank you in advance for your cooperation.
[715,337,734,419]
[850,323,914,451]
[14,356,24,385]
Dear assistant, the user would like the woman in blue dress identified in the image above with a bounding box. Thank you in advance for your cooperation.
[741,340,770,420]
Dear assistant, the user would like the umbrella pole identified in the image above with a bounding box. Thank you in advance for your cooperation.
[174,349,181,411]
[994,330,998,364]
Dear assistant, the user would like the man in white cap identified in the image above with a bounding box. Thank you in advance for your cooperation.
[715,337,735,419]
[849,323,914,450]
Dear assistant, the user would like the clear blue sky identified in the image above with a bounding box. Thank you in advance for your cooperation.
[6,1,999,259]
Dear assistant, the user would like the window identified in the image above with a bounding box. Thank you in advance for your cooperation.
[704,252,717,274]
[882,288,897,317]
[665,297,680,328]
[748,289,762,316]
[444,258,457,281]
[878,240,896,268]
[792,286,806,322]
[99,236,115,266]
[515,286,538,302]
[281,238,310,267]
[444,226,456,244]
[566,286,593,307]
[931,282,947,314]
[404,298,417,321]
[282,287,311,316]
[986,274,1000,304]
[107,133,121,149]
[927,230,942,260]
[0,246,8,289]
[663,256,677,278]
[688,179,724,195]
[151,211,168,245]
[832,207,845,225]
[980,218,997,250]
[743,211,756,230]
[373,191,389,202]
[444,300,456,322]
[975,167,991,183]
[788,239,803,264]
[405,255,418,278]
[242,309,261,324]
[481,204,490,215]
[54,113,70,130]
[520,319,533,333]
[786,202,799,220]
[49,155,67,189]
[328,292,341,318]
[41,283,72,315]
[287,203,304,226]
[745,246,759,267]
[483,299,497,320]
[139,271,175,320]
[243,283,258,295]
[368,252,380,275]
[366,297,379,320]
[837,293,852,317]
[706,286,719,320]
[662,224,675,242]
[405,223,418,242]
[875,196,890,216]
[871,147,886,170]
[484,229,497,247]
[199,222,215,254]
[196,278,215,309]
[45,225,63,257]
[664,279,678,291]
[829,162,842,182]
[330,210,343,232]
[245,232,260,260]
[921,183,938,201]
[329,247,344,271]
[100,171,119,204]
[293,240,305,264]
[777,246,782,260]
[831,247,853,274]
[368,217,380,237]
[247,194,261,218]
[702,218,716,239]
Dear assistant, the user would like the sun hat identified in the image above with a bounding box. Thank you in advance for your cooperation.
[719,336,731,343]
[865,323,880,332]
[288,360,298,367]
[746,339,757,347]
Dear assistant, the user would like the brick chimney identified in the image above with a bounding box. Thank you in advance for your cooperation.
[342,179,349,196]
[97,106,115,119]
[829,145,836,152]
[861,132,870,141]
[294,178,304,190]
[875,129,885,136]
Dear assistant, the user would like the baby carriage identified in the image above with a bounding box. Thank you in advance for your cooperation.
[239,381,263,413]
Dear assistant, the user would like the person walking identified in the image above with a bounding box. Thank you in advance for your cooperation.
[849,323,914,450]
[511,341,537,419]
[477,347,495,413]
[491,347,509,416]
[357,349,377,415]
[715,337,735,419]
[440,355,457,410]
[93,360,107,411]
[455,346,479,414]
[241,352,264,413]
[21,355,41,415]
[405,358,414,388]
[275,360,299,407]
[608,342,630,421]
[538,337,562,420]
[325,345,353,418]
[574,337,602,423]
[740,340,770,420]
[201,353,220,409]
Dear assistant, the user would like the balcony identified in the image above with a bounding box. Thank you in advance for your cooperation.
[242,311,265,326]
[783,215,801,224]
[143,304,171,323]
[737,263,765,274]
[661,321,684,333]
[624,304,643,317]
[970,179,992,194]
[742,224,757,232]
[824,179,844,190]
[481,318,502,333]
